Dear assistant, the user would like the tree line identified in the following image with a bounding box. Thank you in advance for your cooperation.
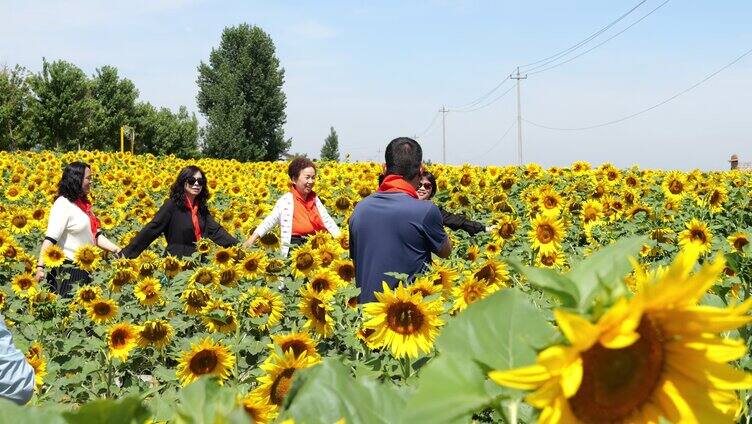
[1,24,341,162]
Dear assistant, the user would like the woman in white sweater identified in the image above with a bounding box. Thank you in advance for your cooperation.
[34,162,121,297]
[243,157,340,256]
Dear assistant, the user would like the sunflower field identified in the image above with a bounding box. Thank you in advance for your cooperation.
[1,150,751,423]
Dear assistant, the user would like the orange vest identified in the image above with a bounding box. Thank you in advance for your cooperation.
[291,188,326,236]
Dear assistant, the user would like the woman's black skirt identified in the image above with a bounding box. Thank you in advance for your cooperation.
[46,260,91,298]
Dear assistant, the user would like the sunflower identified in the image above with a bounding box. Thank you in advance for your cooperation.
[176,337,235,386]
[0,289,7,309]
[465,245,480,262]
[87,298,119,324]
[538,187,564,217]
[662,171,687,201]
[240,392,278,424]
[75,285,102,305]
[470,258,509,287]
[11,273,37,298]
[451,276,498,313]
[217,264,241,287]
[107,322,140,361]
[489,251,752,423]
[409,276,443,298]
[727,232,749,253]
[8,211,32,234]
[314,241,340,268]
[580,199,603,225]
[270,332,320,360]
[678,218,713,254]
[491,215,519,244]
[212,247,236,267]
[332,259,355,284]
[242,287,285,330]
[161,256,184,278]
[426,263,459,295]
[298,285,334,338]
[239,250,268,280]
[290,245,319,279]
[536,249,567,269]
[42,244,66,268]
[25,343,47,390]
[196,238,213,255]
[134,277,163,306]
[529,214,565,255]
[73,244,101,272]
[258,232,281,250]
[4,184,24,201]
[256,350,320,406]
[362,282,445,359]
[201,299,238,334]
[136,319,174,349]
[108,269,136,292]
[306,268,342,295]
[189,266,219,287]
[181,285,213,315]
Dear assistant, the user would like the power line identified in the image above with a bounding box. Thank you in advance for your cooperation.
[527,0,671,75]
[415,111,441,139]
[519,0,648,70]
[472,120,517,162]
[524,46,752,131]
[451,83,516,113]
[447,76,512,111]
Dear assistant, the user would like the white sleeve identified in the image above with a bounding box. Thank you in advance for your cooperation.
[252,197,284,237]
[317,198,341,237]
[45,198,68,242]
[0,317,35,405]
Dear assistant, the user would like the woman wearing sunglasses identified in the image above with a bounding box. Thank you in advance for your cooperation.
[243,157,340,256]
[120,165,239,258]
[417,171,492,235]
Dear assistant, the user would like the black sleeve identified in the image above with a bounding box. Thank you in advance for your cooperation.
[439,206,485,235]
[121,201,173,259]
[204,213,239,247]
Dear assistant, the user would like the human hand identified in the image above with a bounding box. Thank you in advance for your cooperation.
[35,267,45,282]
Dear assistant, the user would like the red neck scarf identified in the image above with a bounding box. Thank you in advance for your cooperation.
[185,198,202,242]
[73,198,100,241]
[378,175,418,199]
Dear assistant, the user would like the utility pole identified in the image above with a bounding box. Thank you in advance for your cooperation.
[510,67,527,166]
[440,105,448,163]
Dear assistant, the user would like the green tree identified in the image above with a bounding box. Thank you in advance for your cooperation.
[197,24,290,161]
[134,102,199,158]
[320,126,340,161]
[27,59,98,150]
[89,66,138,151]
[0,65,34,151]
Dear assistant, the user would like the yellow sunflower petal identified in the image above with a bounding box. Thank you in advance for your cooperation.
[553,309,598,350]
[666,336,747,363]
[488,364,551,391]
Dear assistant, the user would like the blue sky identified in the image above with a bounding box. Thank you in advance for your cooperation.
[2,0,751,169]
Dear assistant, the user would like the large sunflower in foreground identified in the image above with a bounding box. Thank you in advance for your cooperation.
[529,214,565,255]
[362,282,445,359]
[255,350,320,406]
[176,338,235,386]
[108,322,140,361]
[678,218,713,254]
[489,251,752,423]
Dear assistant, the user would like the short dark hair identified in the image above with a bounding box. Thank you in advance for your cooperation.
[57,161,90,202]
[170,165,210,213]
[421,171,437,199]
[385,137,422,180]
[288,157,316,180]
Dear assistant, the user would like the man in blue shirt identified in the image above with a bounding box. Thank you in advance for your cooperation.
[0,316,35,405]
[349,137,452,303]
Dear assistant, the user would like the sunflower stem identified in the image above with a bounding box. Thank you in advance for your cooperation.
[507,400,519,424]
[400,356,411,380]
[105,352,113,399]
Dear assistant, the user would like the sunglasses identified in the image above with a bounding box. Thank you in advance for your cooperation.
[187,177,205,186]
[420,182,432,190]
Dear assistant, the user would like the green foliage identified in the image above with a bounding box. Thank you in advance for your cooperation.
[134,103,199,158]
[320,126,340,162]
[89,66,139,151]
[197,23,290,161]
[0,65,34,150]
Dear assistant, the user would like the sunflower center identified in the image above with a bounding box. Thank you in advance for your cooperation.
[189,349,218,375]
[543,196,558,209]
[733,237,748,251]
[500,223,515,239]
[197,271,213,285]
[250,299,272,316]
[536,224,555,243]
[243,258,259,272]
[296,253,314,271]
[386,302,424,335]
[474,264,496,283]
[12,215,27,228]
[81,290,97,302]
[311,277,331,292]
[280,340,309,357]
[690,229,707,244]
[270,368,296,405]
[111,329,128,348]
[568,317,664,423]
[143,323,168,341]
[464,284,484,304]
[709,191,721,205]
[187,291,209,308]
[540,253,556,266]
[320,252,334,267]
[668,180,683,195]
[310,298,327,322]
[94,303,111,316]
[260,233,279,245]
[215,252,231,263]
[337,264,355,281]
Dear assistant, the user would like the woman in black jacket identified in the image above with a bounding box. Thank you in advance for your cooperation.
[121,165,239,258]
[417,171,491,236]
